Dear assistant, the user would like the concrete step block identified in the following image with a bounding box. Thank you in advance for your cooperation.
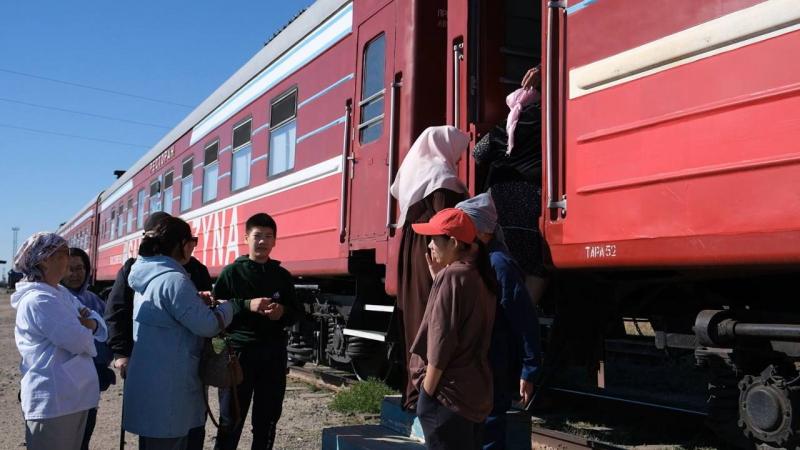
[321,425,427,450]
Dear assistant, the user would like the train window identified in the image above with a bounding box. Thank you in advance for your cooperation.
[137,189,146,228]
[269,89,297,176]
[359,33,386,145]
[110,210,116,240]
[149,179,162,213]
[163,170,174,215]
[181,157,193,212]
[126,198,133,233]
[270,89,297,130]
[203,140,219,203]
[117,205,125,238]
[232,119,252,191]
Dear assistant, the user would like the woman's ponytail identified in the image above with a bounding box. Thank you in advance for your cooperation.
[136,217,191,257]
[474,240,498,296]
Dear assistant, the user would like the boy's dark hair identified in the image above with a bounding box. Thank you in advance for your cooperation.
[246,213,277,234]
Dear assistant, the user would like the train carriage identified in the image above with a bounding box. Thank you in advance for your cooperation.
[61,0,800,447]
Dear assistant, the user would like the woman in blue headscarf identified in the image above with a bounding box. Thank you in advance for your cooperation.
[456,194,543,450]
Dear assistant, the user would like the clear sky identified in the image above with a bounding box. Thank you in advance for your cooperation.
[0,1,313,277]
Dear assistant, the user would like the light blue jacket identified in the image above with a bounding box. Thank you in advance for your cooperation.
[11,281,108,420]
[122,256,235,438]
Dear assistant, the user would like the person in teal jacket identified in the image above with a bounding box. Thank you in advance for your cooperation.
[123,217,238,450]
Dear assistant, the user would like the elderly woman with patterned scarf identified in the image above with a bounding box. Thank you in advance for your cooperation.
[456,194,543,450]
[10,232,108,450]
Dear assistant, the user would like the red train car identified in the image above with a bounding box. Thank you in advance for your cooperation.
[61,0,800,446]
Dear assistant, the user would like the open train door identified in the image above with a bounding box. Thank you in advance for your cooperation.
[342,0,400,382]
[347,1,397,247]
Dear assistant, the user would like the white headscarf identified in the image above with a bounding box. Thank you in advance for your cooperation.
[13,232,68,282]
[390,126,469,227]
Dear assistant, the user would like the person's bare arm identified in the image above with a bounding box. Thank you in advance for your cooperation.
[423,365,444,395]
[521,65,541,90]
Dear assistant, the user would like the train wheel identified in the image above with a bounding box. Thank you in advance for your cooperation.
[348,339,396,383]
[707,364,749,449]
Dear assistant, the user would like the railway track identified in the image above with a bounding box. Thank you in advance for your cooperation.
[290,361,720,449]
[532,426,622,449]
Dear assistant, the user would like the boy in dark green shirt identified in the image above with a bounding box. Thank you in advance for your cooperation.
[213,213,301,450]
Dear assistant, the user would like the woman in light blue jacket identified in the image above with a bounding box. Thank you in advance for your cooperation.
[11,232,108,450]
[123,216,238,450]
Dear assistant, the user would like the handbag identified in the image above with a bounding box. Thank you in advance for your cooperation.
[199,310,243,429]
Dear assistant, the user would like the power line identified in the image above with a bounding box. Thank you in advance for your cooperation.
[0,122,149,148]
[0,67,194,109]
[0,97,171,129]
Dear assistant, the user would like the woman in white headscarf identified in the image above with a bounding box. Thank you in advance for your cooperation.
[10,232,107,450]
[389,125,469,409]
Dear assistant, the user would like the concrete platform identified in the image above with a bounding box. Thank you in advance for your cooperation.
[322,394,532,449]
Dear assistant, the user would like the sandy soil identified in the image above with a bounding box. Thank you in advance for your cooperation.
[0,293,372,450]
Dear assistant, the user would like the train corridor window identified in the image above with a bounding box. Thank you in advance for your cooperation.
[137,189,146,229]
[269,89,297,176]
[126,198,133,233]
[181,157,193,212]
[359,34,386,145]
[231,119,252,191]
[203,141,219,203]
[149,179,162,213]
[163,171,174,215]
[117,205,125,238]
[110,210,116,240]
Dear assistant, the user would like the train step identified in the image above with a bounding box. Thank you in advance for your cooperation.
[364,304,395,312]
[343,328,387,342]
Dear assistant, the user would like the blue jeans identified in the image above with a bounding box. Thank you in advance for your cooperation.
[214,343,287,450]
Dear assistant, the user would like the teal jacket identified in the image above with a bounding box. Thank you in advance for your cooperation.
[123,256,237,438]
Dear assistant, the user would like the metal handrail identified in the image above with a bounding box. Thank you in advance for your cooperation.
[546,2,567,214]
[386,80,402,229]
[356,113,385,130]
[339,101,352,242]
[453,42,464,127]
[358,88,386,107]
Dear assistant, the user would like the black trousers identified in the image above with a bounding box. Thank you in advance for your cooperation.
[417,389,485,450]
[214,343,287,450]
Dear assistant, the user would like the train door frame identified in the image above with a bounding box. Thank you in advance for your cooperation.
[347,1,397,245]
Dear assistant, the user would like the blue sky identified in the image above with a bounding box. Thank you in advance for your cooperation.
[0,1,313,276]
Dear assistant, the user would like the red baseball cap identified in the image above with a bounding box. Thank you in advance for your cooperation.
[411,208,477,243]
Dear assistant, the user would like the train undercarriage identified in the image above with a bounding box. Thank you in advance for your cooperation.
[542,269,800,449]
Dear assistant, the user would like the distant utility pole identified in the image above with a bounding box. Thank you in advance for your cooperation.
[12,226,20,260]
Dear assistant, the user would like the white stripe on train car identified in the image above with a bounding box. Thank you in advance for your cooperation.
[297,73,354,109]
[569,0,800,99]
[190,4,353,145]
[62,210,95,235]
[100,179,133,212]
[296,115,346,144]
[97,155,342,251]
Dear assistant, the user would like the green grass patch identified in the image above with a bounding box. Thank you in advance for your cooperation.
[330,378,398,414]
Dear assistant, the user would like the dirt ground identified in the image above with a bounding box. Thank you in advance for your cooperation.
[0,293,374,450]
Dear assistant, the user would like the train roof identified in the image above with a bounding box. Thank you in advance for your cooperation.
[98,0,350,207]
[58,194,100,235]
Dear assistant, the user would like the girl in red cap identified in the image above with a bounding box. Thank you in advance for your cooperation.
[409,208,497,449]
